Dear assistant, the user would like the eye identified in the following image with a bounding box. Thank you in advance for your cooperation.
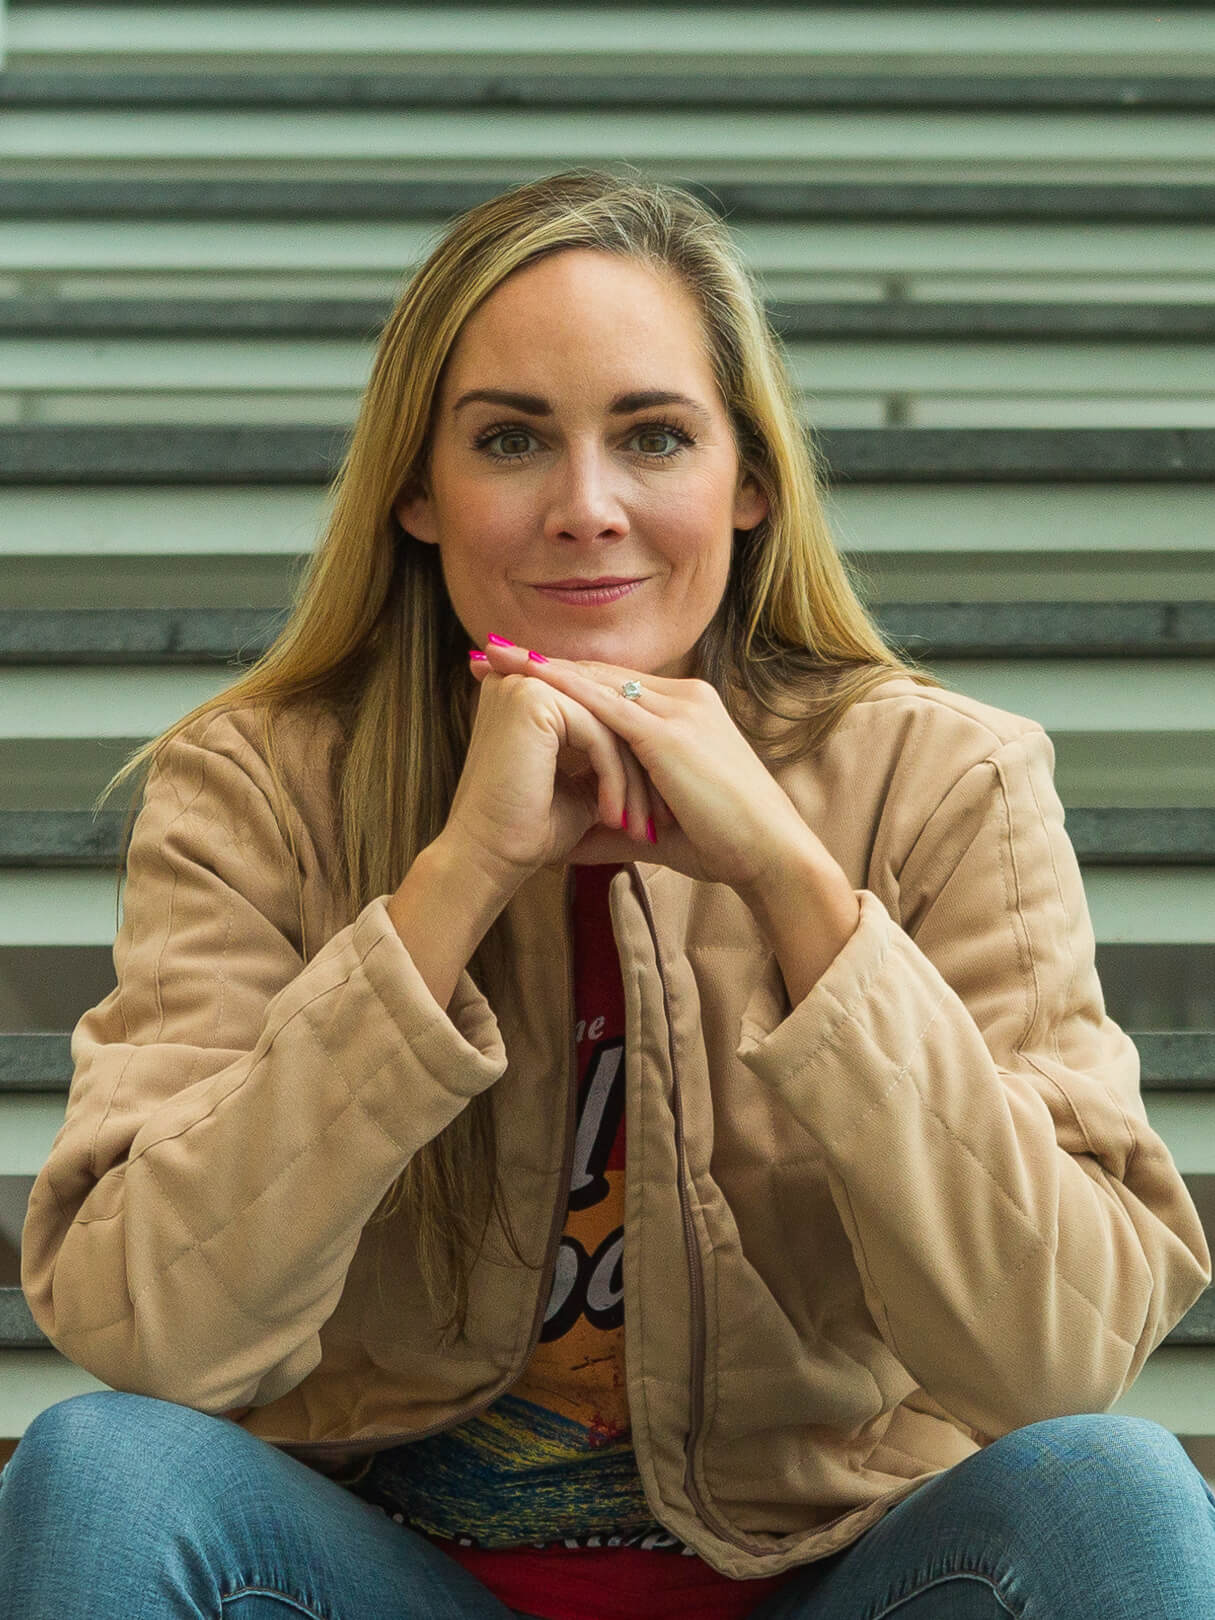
[629,422,694,459]
[474,424,539,461]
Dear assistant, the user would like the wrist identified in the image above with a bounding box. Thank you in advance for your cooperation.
[737,847,861,1007]
[424,829,526,914]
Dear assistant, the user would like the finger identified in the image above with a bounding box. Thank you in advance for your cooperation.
[648,784,675,830]
[616,739,655,843]
[477,641,677,720]
[540,657,681,716]
[546,684,632,834]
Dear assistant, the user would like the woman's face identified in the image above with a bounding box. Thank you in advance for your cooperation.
[395,248,768,678]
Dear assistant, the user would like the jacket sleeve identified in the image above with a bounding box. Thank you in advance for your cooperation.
[20,713,507,1412]
[737,723,1211,1438]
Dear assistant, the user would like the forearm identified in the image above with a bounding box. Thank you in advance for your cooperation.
[738,846,862,1007]
[386,835,518,1012]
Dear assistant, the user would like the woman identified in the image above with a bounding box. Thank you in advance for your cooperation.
[3,170,1213,1619]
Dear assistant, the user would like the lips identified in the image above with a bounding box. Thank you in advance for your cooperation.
[539,578,640,588]
[531,579,645,605]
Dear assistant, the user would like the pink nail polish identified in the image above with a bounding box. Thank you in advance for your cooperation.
[527,651,548,664]
[645,818,657,845]
[468,649,488,662]
[486,633,514,647]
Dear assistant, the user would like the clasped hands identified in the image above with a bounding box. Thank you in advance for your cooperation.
[468,635,836,910]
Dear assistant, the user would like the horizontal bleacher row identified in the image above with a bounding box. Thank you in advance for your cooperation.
[3,425,1214,479]
[1,603,1214,661]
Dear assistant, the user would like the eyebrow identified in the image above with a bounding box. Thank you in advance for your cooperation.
[452,387,713,425]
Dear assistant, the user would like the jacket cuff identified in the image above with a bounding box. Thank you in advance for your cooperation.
[736,887,901,1106]
[349,896,507,1100]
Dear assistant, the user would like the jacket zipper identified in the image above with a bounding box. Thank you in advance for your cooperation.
[628,872,767,1556]
[283,868,580,1457]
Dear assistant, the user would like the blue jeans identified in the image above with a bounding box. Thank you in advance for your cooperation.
[1,1391,1213,1617]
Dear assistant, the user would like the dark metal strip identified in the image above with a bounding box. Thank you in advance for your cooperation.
[0,609,287,664]
[0,1034,72,1093]
[4,72,1214,112]
[3,180,1213,223]
[0,1283,1209,1350]
[5,296,1215,341]
[2,807,1213,870]
[1,605,1212,665]
[0,1030,1210,1093]
[3,427,1213,485]
[9,0,1205,8]
[877,603,1215,659]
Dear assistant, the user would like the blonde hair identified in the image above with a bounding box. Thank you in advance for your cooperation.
[101,168,942,1333]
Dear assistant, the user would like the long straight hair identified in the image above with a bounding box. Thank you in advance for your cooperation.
[101,169,943,1333]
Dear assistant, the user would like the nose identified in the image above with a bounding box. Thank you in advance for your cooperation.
[541,442,629,544]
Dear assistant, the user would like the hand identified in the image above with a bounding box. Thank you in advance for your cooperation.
[469,638,831,893]
[440,646,662,894]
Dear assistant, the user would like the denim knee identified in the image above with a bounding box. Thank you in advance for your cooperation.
[13,1388,246,1504]
[962,1413,1207,1534]
[994,1413,1196,1487]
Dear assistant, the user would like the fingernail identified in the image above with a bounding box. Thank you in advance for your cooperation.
[486,633,514,647]
[645,818,657,845]
[527,650,548,663]
[468,649,488,662]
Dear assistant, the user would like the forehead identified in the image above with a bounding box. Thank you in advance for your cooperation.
[440,249,716,395]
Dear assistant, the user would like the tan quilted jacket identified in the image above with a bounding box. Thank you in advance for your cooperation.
[21,676,1210,1578]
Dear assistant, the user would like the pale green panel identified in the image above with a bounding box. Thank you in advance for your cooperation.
[30,392,366,426]
[0,1096,68,1177]
[0,1348,1209,1441]
[1111,1350,1215,1435]
[9,6,1215,70]
[3,664,1211,745]
[3,1088,1212,1181]
[0,668,231,740]
[0,339,373,392]
[907,400,1215,430]
[1145,1097,1215,1179]
[933,661,1215,735]
[734,224,1215,290]
[789,343,1215,398]
[6,222,1214,286]
[0,487,326,559]
[10,336,1215,401]
[1083,871,1215,947]
[4,487,1211,568]
[1052,733,1215,812]
[0,872,122,946]
[0,221,442,275]
[0,1101,1187,1181]
[4,111,1213,180]
[1,864,1202,950]
[829,484,1215,550]
[0,1354,107,1438]
[1,1092,1209,1180]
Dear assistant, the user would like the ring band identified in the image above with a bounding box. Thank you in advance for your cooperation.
[620,680,643,701]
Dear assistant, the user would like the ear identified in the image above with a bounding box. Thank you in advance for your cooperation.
[733,472,769,532]
[393,484,438,545]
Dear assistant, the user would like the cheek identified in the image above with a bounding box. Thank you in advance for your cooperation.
[438,490,526,571]
[636,469,737,565]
